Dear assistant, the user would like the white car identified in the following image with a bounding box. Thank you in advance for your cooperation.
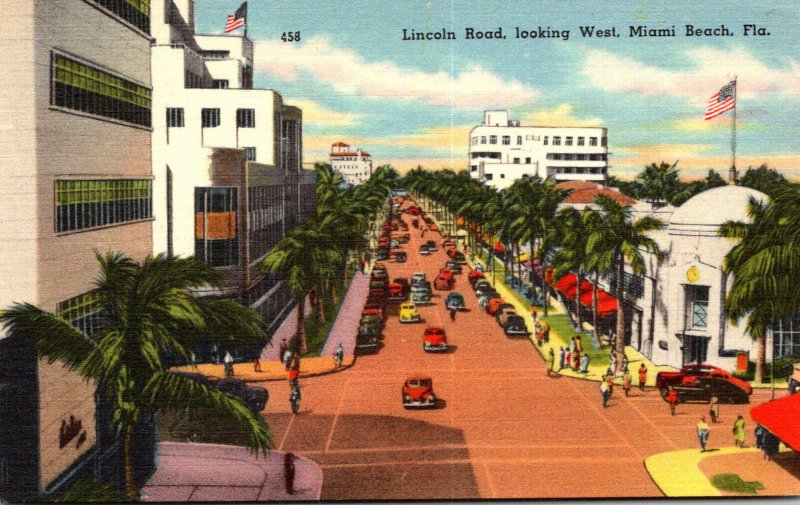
[411,272,427,286]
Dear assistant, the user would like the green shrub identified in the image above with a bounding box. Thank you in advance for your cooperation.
[711,473,764,494]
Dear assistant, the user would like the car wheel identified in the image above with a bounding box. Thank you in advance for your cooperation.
[659,388,669,400]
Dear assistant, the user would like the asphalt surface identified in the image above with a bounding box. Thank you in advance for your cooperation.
[256,201,782,500]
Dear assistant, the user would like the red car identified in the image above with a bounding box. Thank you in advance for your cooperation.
[434,274,454,291]
[402,375,437,409]
[423,327,448,353]
[656,364,753,396]
[468,271,485,287]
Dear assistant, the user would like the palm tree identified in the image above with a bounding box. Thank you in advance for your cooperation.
[636,161,684,208]
[586,195,665,370]
[719,187,800,381]
[551,207,591,332]
[0,252,271,497]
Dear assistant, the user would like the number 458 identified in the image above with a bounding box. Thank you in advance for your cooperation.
[281,31,301,42]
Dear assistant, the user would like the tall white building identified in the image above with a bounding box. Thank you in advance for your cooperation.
[330,142,373,186]
[468,110,608,189]
[150,0,316,334]
[1,0,154,500]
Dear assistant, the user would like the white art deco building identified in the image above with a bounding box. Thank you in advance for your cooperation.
[469,110,608,189]
[330,142,373,185]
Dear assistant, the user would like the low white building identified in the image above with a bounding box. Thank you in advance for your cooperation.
[150,0,316,333]
[468,110,608,189]
[330,142,373,185]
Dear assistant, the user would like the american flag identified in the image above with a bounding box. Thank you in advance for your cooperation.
[224,2,247,33]
[704,80,736,120]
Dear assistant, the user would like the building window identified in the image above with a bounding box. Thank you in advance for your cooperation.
[199,50,230,60]
[513,158,520,164]
[516,136,522,145]
[212,79,229,89]
[686,285,710,328]
[56,179,152,233]
[166,107,184,127]
[58,291,106,337]
[601,136,608,147]
[489,135,497,144]
[565,136,573,146]
[484,174,493,180]
[480,136,486,144]
[244,147,256,161]
[470,165,477,172]
[236,108,255,128]
[525,157,531,164]
[195,187,238,267]
[52,54,151,128]
[553,136,561,146]
[500,174,505,179]
[201,108,220,127]
[184,72,202,88]
[773,314,800,358]
[577,154,585,160]
[89,0,150,34]
[543,136,548,145]
[502,136,510,145]
[590,137,598,146]
[577,136,585,146]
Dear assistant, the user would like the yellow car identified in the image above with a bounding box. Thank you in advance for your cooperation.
[399,302,422,323]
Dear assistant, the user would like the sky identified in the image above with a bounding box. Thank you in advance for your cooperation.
[195,0,800,180]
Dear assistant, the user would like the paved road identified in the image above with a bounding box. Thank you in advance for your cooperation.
[255,200,780,500]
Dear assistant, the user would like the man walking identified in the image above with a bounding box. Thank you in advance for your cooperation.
[638,363,648,391]
[223,351,234,377]
[334,343,344,369]
[290,385,301,415]
[546,347,555,377]
[623,369,632,397]
[666,387,679,415]
[449,307,457,322]
[600,378,611,408]
[558,346,566,371]
[733,415,747,448]
[697,416,710,452]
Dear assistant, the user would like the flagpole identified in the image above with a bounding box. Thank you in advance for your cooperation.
[731,76,737,183]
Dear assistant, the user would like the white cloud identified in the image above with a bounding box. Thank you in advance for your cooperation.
[583,47,800,105]
[520,103,604,127]
[254,36,539,109]
[285,99,363,126]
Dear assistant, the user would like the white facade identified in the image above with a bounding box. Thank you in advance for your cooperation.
[150,0,314,329]
[594,186,774,370]
[330,142,373,185]
[469,110,608,189]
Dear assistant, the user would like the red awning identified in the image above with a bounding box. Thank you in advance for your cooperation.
[493,241,506,252]
[750,393,800,451]
[552,273,577,292]
[578,289,618,315]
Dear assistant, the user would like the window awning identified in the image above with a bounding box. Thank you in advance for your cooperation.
[750,393,800,451]
[578,288,618,317]
[493,241,506,252]
[552,273,594,298]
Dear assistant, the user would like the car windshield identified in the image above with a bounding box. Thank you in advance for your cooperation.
[408,380,431,387]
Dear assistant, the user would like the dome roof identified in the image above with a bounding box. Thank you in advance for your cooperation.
[669,185,768,227]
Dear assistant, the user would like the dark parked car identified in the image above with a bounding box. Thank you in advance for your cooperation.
[376,249,389,261]
[395,251,407,263]
[419,245,431,256]
[504,315,530,337]
[215,378,269,413]
[669,376,751,404]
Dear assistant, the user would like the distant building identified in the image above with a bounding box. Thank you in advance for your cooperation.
[150,0,316,335]
[556,181,636,211]
[0,0,154,500]
[330,142,373,185]
[469,110,608,189]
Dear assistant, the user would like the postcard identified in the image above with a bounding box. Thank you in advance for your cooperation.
[0,0,798,502]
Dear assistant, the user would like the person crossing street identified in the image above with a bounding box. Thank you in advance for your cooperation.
[290,384,301,415]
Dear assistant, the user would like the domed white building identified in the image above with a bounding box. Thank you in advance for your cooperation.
[614,185,773,370]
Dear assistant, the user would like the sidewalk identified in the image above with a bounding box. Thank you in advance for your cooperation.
[645,447,759,497]
[141,442,322,502]
[170,273,370,382]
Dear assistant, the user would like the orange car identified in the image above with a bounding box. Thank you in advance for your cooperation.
[402,375,437,409]
[486,297,505,316]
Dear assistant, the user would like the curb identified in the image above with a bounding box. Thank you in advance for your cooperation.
[644,446,759,497]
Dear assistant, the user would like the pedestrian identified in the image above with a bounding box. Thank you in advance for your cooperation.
[223,351,234,377]
[568,337,576,354]
[565,349,572,370]
[190,351,197,370]
[623,370,632,397]
[620,355,629,374]
[697,416,710,452]
[359,258,366,273]
[289,385,301,415]
[579,352,589,373]
[600,378,611,408]
[546,347,555,377]
[574,335,583,354]
[638,363,648,391]
[283,349,293,371]
[733,415,746,448]
[449,307,457,322]
[284,452,296,494]
[334,343,344,368]
[608,353,617,376]
[572,350,580,371]
[288,367,300,389]
[253,356,261,373]
[536,321,544,347]
[558,346,566,371]
[542,320,550,344]
[709,396,720,423]
[666,387,679,416]
[279,338,288,361]
[531,305,538,325]
[212,344,219,364]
